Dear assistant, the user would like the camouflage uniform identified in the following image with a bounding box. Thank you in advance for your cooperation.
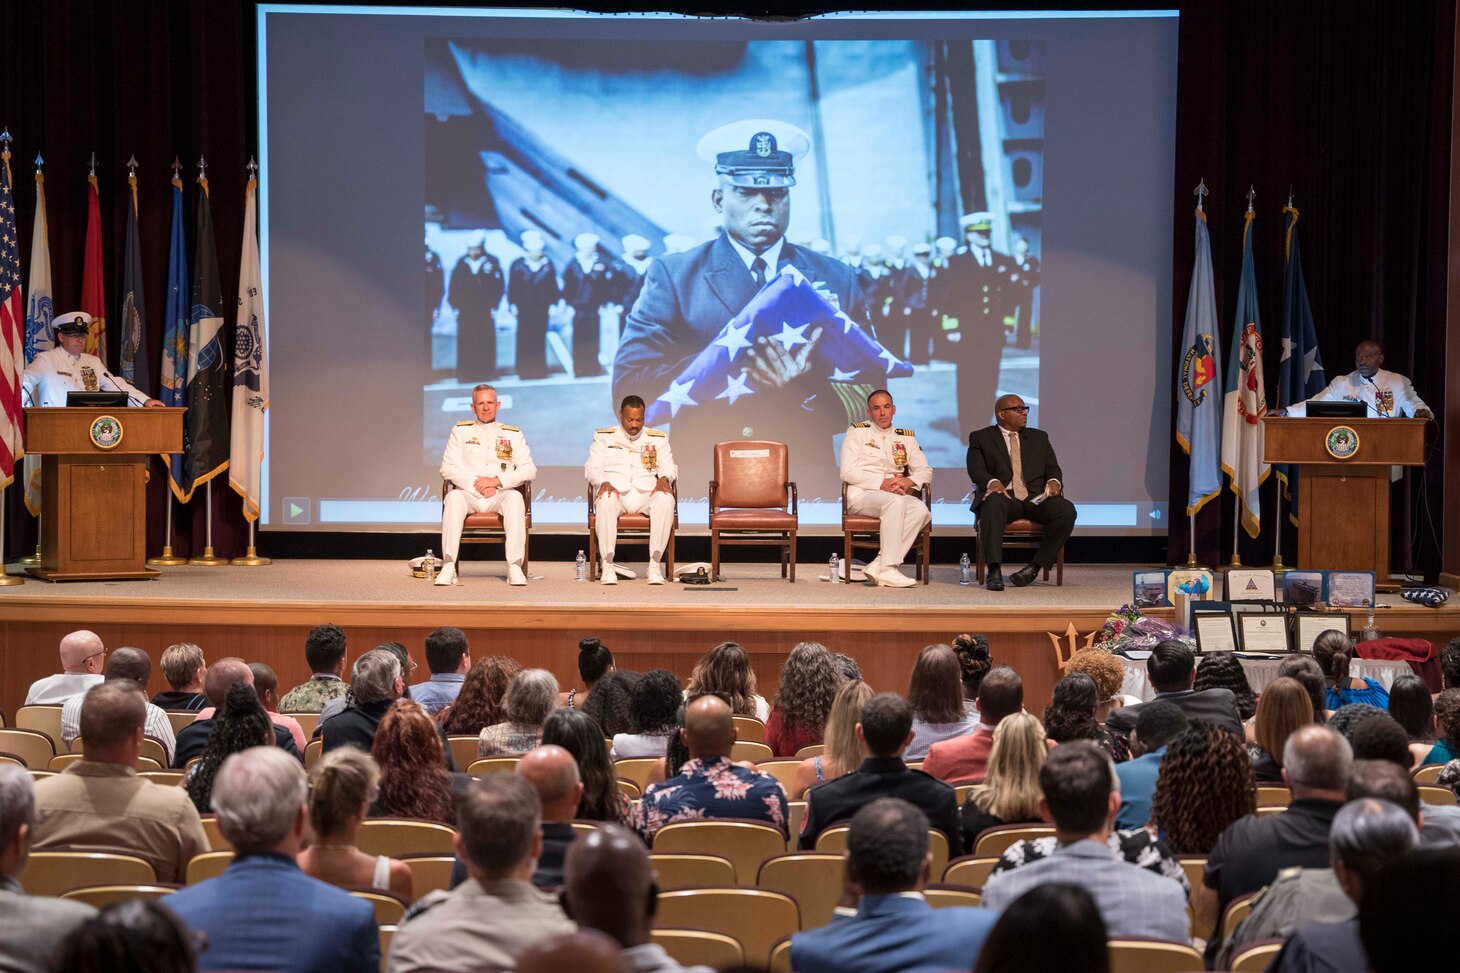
[278,675,348,713]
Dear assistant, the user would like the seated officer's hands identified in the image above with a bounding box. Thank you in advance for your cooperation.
[652,477,673,495]
[596,482,620,498]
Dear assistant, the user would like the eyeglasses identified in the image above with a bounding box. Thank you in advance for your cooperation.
[999,406,1030,414]
[84,649,107,663]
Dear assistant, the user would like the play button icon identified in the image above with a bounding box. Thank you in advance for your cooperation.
[282,498,311,525]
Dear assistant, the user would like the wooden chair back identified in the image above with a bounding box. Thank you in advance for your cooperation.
[22,852,155,896]
[654,888,799,967]
[652,819,788,884]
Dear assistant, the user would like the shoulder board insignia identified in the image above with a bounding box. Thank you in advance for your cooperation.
[499,424,520,432]
[455,420,474,426]
[646,428,666,437]
[401,888,450,924]
[896,427,915,437]
[852,421,871,428]
[1276,866,1302,880]
[596,427,617,435]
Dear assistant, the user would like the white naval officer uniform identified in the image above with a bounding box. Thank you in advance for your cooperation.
[585,424,677,580]
[21,347,151,407]
[439,419,537,582]
[1283,367,1430,418]
[840,420,932,584]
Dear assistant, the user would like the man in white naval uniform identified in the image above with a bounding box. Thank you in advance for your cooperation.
[437,384,536,587]
[585,395,677,586]
[21,312,161,408]
[839,389,932,588]
[1278,340,1433,419]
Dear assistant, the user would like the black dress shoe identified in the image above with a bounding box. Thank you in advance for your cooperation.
[1011,563,1040,587]
[985,566,1005,591]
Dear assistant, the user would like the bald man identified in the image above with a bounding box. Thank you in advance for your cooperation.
[59,648,177,762]
[517,746,583,891]
[517,931,627,973]
[172,658,302,767]
[635,694,787,842]
[1279,340,1432,420]
[563,823,714,973]
[23,630,107,705]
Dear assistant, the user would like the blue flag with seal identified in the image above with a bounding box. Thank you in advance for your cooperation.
[118,165,150,393]
[181,168,230,502]
[1276,200,1325,522]
[1176,206,1223,516]
[159,170,190,500]
[1221,206,1269,539]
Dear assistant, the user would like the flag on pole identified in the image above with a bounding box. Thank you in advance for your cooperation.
[1175,204,1223,515]
[80,166,107,360]
[181,163,229,501]
[0,136,25,490]
[1276,200,1325,523]
[159,166,190,501]
[228,167,267,522]
[23,159,52,363]
[118,161,150,393]
[1221,204,1270,538]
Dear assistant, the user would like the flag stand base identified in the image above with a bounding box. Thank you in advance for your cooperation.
[1270,555,1290,577]
[147,546,190,566]
[231,547,271,567]
[0,569,24,586]
[188,547,229,566]
[19,545,40,565]
[1184,553,1200,568]
[1218,554,1243,573]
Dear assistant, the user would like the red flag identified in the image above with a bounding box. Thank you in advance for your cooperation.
[80,171,106,359]
[1,141,24,485]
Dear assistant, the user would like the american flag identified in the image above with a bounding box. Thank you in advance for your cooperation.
[0,136,25,486]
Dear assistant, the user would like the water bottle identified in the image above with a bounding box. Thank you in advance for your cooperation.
[575,550,587,582]
[828,553,840,584]
[423,549,437,583]
[959,553,972,586]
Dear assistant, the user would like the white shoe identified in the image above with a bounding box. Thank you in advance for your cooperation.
[876,564,917,588]
[434,563,457,587]
[507,563,527,586]
[860,558,882,585]
[600,561,617,585]
[647,561,666,585]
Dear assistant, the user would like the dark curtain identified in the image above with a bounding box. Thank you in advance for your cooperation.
[1167,0,1454,577]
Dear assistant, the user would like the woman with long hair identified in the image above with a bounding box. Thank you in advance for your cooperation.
[1246,677,1315,782]
[611,668,683,759]
[685,641,768,719]
[1194,652,1258,722]
[1043,672,1128,762]
[1422,689,1460,765]
[581,670,640,738]
[961,711,1047,849]
[765,642,845,757]
[372,699,458,825]
[297,747,413,902]
[437,655,521,735]
[974,883,1109,973]
[905,644,979,760]
[1149,723,1256,854]
[792,680,875,799]
[1387,674,1438,767]
[478,668,559,758]
[540,707,631,825]
[186,682,273,813]
[1277,654,1332,724]
[560,637,614,709]
[951,633,993,715]
[1313,629,1389,709]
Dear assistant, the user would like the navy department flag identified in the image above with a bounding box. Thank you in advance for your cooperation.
[642,265,913,428]
[0,140,23,489]
[1175,207,1223,516]
[23,162,52,363]
[1220,207,1269,538]
[228,171,267,522]
[118,164,150,392]
[181,169,229,501]
[160,169,190,500]
[1276,201,1325,522]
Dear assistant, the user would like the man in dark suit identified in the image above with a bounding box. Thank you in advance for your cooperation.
[172,658,302,767]
[800,692,962,856]
[967,392,1076,590]
[614,120,871,491]
[944,212,1015,432]
[891,242,939,365]
[1105,640,1244,738]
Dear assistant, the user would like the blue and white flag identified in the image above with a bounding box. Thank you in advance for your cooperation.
[1276,201,1325,521]
[1221,209,1269,539]
[228,172,267,522]
[159,171,190,501]
[23,164,52,363]
[1175,207,1223,516]
[642,266,913,427]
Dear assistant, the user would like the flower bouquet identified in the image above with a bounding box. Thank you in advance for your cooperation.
[1090,603,1195,656]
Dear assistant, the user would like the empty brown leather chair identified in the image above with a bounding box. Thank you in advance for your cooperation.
[709,441,798,582]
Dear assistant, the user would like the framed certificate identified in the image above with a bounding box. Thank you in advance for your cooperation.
[1193,612,1239,655]
[1226,569,1277,602]
[1239,613,1291,654]
[1295,613,1350,654]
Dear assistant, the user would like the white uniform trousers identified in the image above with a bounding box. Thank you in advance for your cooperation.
[441,488,526,566]
[596,489,675,561]
[847,490,930,567]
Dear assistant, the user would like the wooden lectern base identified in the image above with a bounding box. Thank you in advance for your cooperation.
[25,566,161,582]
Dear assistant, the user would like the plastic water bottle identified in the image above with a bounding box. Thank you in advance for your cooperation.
[959,553,972,586]
[423,549,437,583]
[828,552,840,584]
[575,550,587,582]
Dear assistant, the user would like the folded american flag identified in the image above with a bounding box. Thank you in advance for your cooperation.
[644,265,914,426]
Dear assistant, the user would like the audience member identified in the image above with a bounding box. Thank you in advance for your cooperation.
[1248,677,1315,782]
[1440,637,1460,690]
[562,822,713,973]
[765,642,845,757]
[561,636,615,709]
[372,699,463,824]
[1328,703,1388,744]
[1313,629,1389,709]
[173,658,301,767]
[1351,715,1414,769]
[800,693,960,854]
[1064,647,1134,725]
[922,666,1033,783]
[388,774,574,972]
[1386,673,1436,767]
[413,627,470,715]
[168,747,378,972]
[1193,651,1258,722]
[297,747,412,902]
[194,663,308,751]
[151,643,208,710]
[0,764,97,973]
[1113,700,1188,830]
[982,741,1189,941]
[479,668,559,758]
[1358,846,1460,973]
[960,711,1047,849]
[651,704,691,786]
[790,798,996,973]
[832,652,863,683]
[52,899,198,973]
[684,641,768,719]
[23,630,107,705]
[1421,688,1460,764]
[541,708,632,825]
[973,883,1109,973]
[438,654,521,735]
[637,694,787,842]
[1043,671,1128,762]
[951,633,994,719]
[612,668,682,759]
[32,682,207,883]
[1150,722,1256,854]
[1105,640,1243,737]
[318,641,419,725]
[186,682,275,814]
[905,644,980,760]
[517,931,626,973]
[1278,654,1333,723]
[792,679,874,799]
[582,670,641,738]
[278,623,350,712]
[516,745,583,891]
[60,648,177,762]
[321,649,454,767]
[1421,759,1460,846]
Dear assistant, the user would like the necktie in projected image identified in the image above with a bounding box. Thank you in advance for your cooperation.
[1008,431,1028,499]
[751,256,767,289]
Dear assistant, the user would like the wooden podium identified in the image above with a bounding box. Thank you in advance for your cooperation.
[23,407,185,582]
[1262,416,1426,577]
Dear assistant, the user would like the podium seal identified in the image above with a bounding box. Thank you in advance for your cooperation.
[1324,425,1359,460]
[89,415,124,450]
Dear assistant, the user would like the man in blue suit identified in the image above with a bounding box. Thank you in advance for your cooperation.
[614,119,872,491]
[790,798,997,973]
[167,747,378,973]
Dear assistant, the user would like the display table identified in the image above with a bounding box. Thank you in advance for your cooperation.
[1118,655,1413,702]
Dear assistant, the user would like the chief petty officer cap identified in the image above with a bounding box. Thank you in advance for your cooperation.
[696,119,811,189]
[960,211,994,232]
[52,311,93,336]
